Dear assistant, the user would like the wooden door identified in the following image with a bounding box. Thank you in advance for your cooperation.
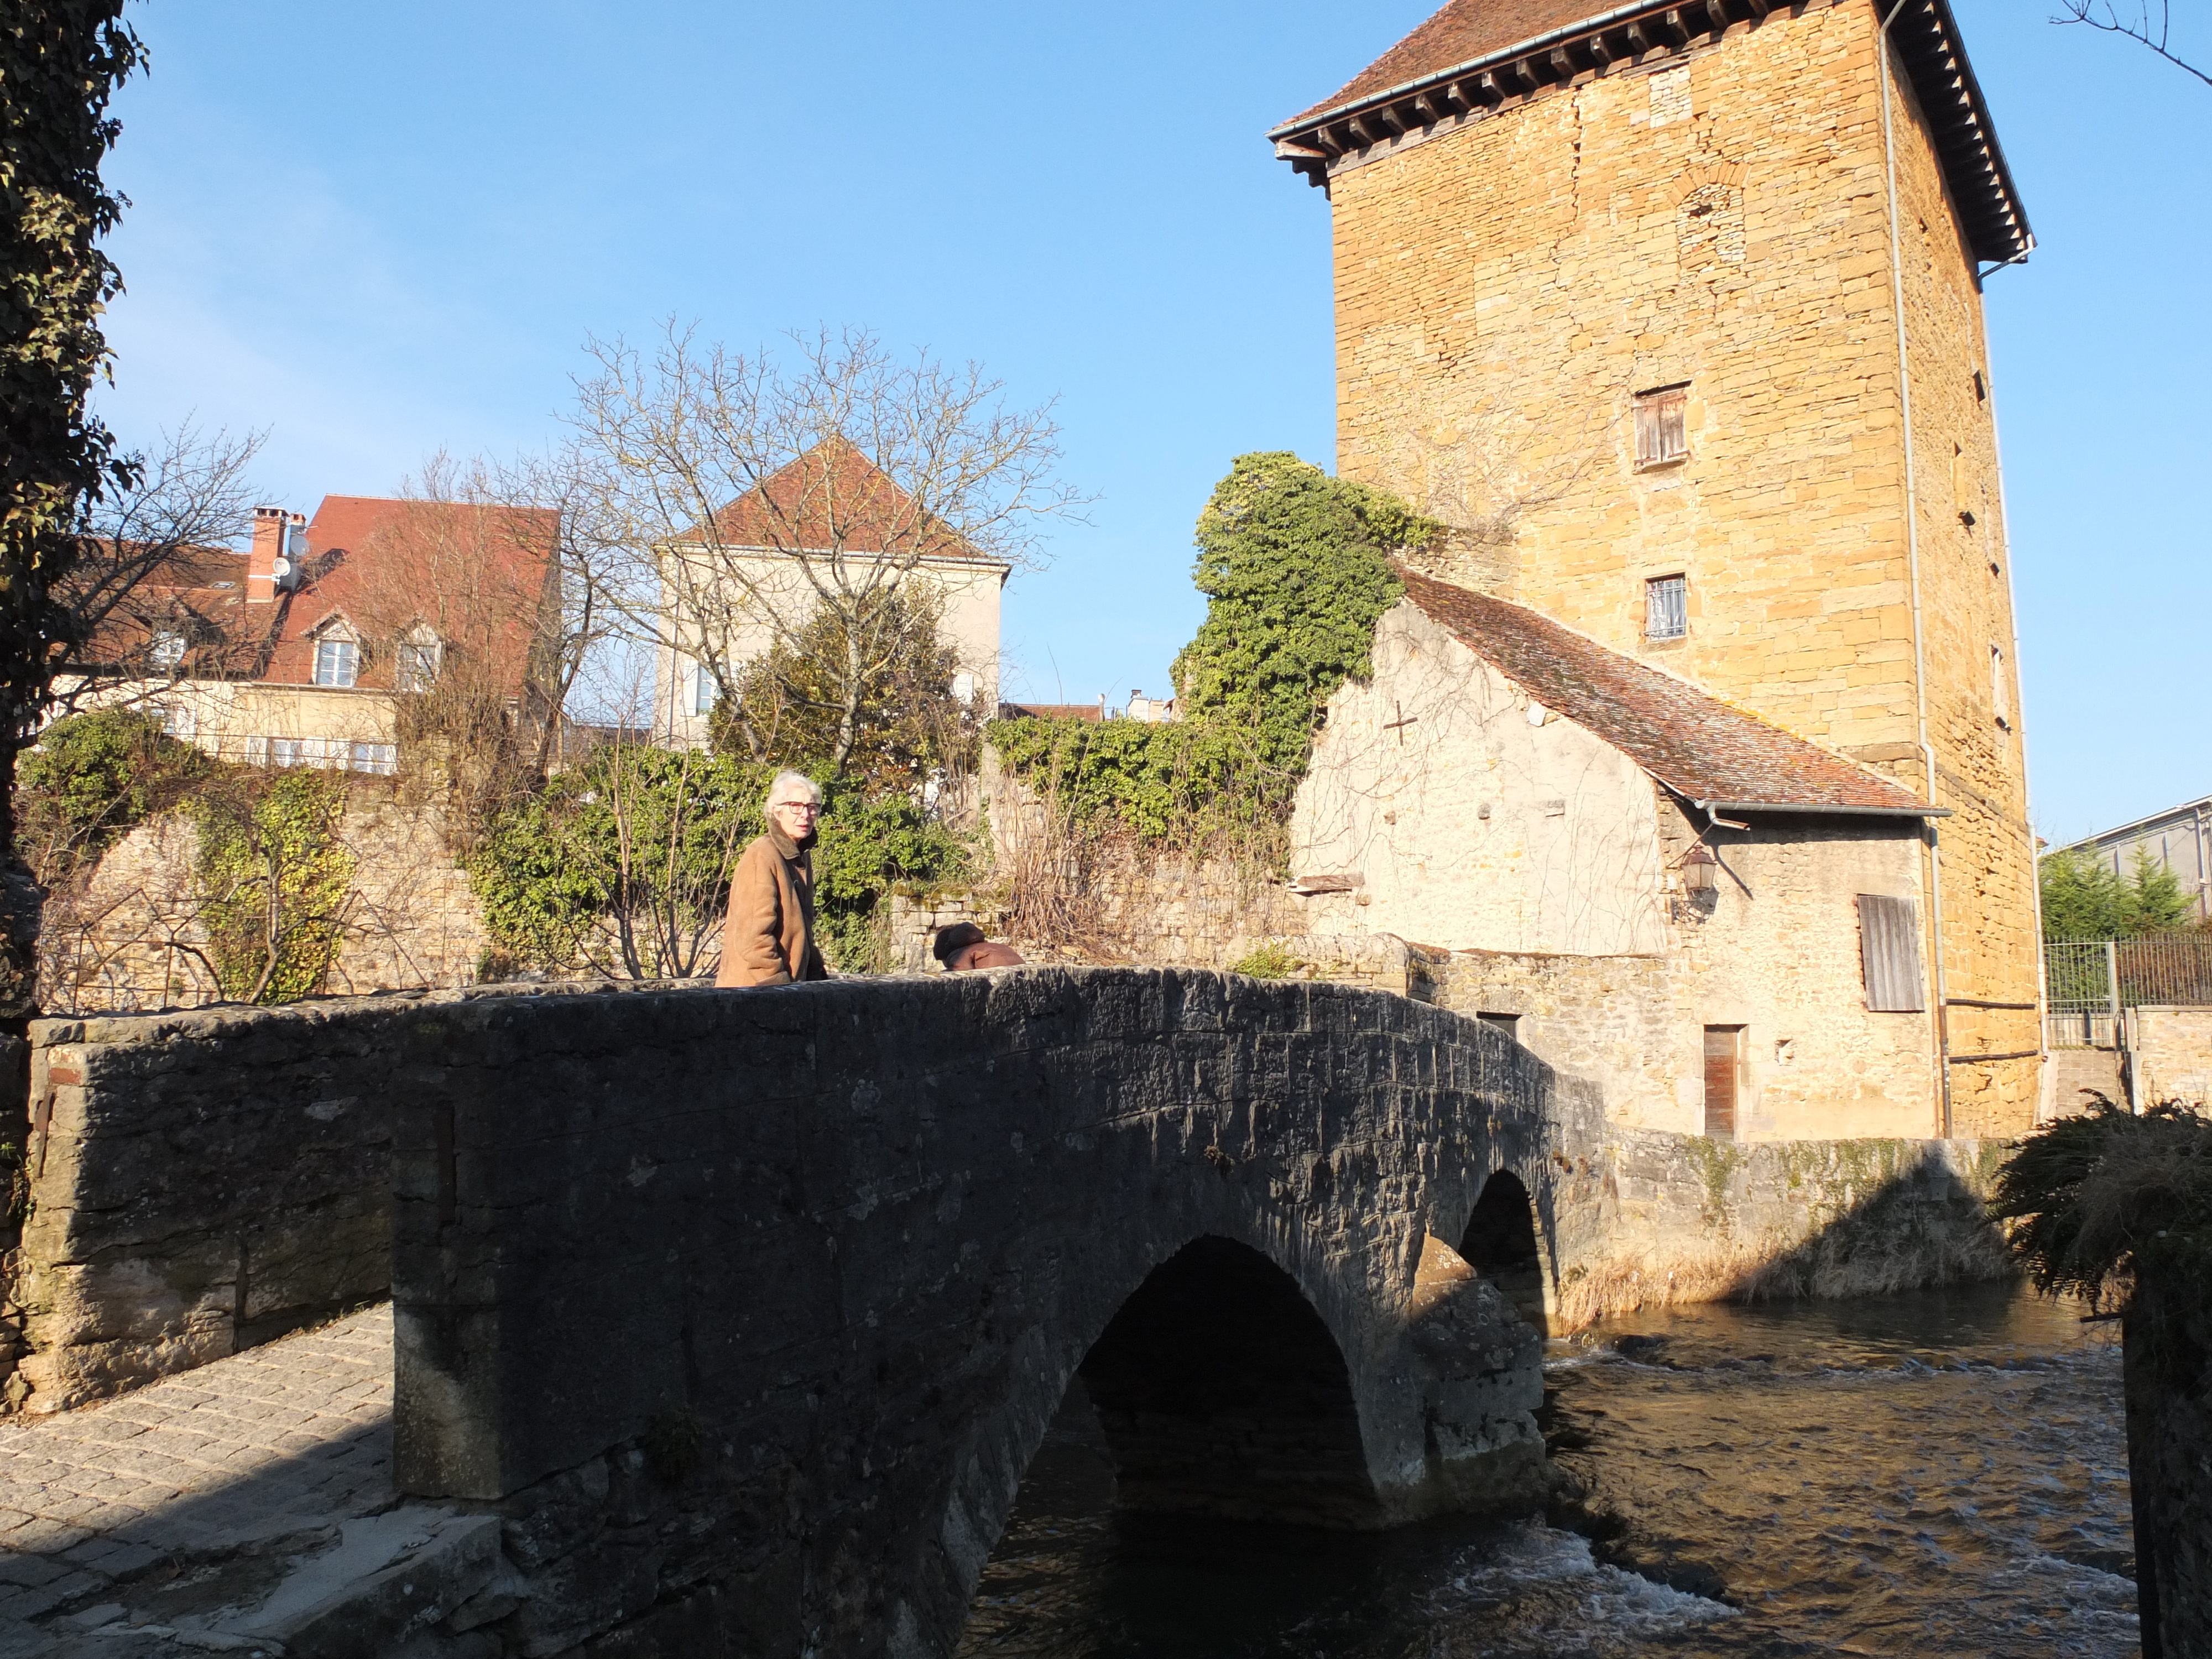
[1703,1026,1742,1140]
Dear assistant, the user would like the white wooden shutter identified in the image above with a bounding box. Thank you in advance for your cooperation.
[1858,894,1926,1012]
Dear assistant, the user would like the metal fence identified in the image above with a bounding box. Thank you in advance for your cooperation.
[2043,936,2212,1048]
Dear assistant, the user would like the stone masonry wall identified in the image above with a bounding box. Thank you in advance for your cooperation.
[40,780,491,1015]
[12,975,2014,1656]
[1319,0,2039,1133]
[2131,1006,2212,1110]
[1884,29,2040,1135]
[9,1006,399,1412]
[1546,1129,2008,1329]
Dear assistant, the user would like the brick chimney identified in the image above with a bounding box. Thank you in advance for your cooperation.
[247,507,302,604]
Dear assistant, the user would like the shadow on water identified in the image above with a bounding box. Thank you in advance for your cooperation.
[959,1281,2141,1659]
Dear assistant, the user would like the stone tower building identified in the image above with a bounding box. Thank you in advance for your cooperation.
[1270,0,2042,1134]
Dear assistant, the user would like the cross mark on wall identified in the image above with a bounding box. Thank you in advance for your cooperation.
[1383,702,1418,745]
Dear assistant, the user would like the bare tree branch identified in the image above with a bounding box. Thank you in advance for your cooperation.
[2054,1,2212,88]
[564,322,1087,774]
[48,422,269,715]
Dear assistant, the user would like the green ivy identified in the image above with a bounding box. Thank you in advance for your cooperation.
[195,770,356,1004]
[993,452,1433,855]
[17,707,206,877]
[984,716,1286,851]
[468,745,965,978]
[1175,451,1431,773]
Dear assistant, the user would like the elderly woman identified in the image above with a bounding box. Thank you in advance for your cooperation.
[716,770,831,988]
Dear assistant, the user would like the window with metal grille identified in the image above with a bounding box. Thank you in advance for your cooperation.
[1646,574,1688,640]
[1857,894,1926,1011]
[1634,384,1689,468]
[314,638,358,687]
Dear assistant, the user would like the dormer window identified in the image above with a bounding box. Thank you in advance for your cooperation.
[395,625,443,693]
[313,626,359,688]
[149,630,186,672]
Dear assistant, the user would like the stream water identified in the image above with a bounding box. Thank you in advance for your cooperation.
[956,1281,2138,1657]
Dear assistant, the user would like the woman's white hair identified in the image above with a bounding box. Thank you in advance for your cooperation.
[765,769,822,810]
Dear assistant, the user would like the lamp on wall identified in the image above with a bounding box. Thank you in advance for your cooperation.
[1682,844,1719,898]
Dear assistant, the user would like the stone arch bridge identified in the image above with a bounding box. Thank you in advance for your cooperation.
[23,968,1994,1657]
[393,968,1595,1656]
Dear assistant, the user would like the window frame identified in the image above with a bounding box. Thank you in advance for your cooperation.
[313,635,359,689]
[1633,383,1691,469]
[394,630,442,693]
[1644,573,1689,641]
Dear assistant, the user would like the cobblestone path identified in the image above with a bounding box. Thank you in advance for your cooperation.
[0,1306,394,1649]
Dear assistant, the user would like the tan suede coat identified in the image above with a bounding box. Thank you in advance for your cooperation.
[715,826,828,987]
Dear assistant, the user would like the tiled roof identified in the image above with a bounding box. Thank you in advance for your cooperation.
[77,542,254,675]
[700,436,1007,567]
[264,496,560,691]
[1282,0,1603,126]
[1271,0,2030,265]
[997,701,1104,723]
[1398,567,1938,815]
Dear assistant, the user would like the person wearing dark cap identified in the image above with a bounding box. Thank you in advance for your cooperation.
[932,922,1025,972]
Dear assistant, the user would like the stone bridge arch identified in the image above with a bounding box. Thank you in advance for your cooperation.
[268,967,1599,1656]
[375,968,1604,1655]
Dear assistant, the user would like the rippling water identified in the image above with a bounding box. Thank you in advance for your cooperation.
[957,1282,2138,1657]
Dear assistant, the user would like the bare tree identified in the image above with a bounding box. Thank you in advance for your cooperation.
[566,323,1083,774]
[343,451,624,846]
[48,422,267,712]
[2054,1,2211,87]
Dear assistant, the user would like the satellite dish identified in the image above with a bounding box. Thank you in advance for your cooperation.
[271,555,296,589]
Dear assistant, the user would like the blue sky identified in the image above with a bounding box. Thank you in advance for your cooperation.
[96,1,2206,842]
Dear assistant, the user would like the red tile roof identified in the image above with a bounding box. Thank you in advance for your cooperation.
[1397,567,1938,816]
[76,542,255,677]
[997,701,1104,723]
[263,495,560,692]
[701,436,1006,567]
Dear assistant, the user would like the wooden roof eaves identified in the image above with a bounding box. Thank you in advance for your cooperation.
[1268,0,2032,264]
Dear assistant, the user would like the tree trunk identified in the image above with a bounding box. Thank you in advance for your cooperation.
[2124,1267,2212,1658]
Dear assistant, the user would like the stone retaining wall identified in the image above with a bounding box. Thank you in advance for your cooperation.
[1549,1130,2010,1329]
[2131,1005,2212,1111]
[7,1003,405,1412]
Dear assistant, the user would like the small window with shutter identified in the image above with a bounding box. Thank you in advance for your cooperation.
[1857,894,1926,1012]
[1634,384,1689,468]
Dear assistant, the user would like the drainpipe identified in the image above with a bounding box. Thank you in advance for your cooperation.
[1877,0,1952,1136]
[1979,246,2049,1112]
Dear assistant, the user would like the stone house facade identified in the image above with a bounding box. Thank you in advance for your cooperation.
[1268,0,2041,1135]
[1289,570,1943,1141]
[73,494,564,776]
[654,438,1010,748]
